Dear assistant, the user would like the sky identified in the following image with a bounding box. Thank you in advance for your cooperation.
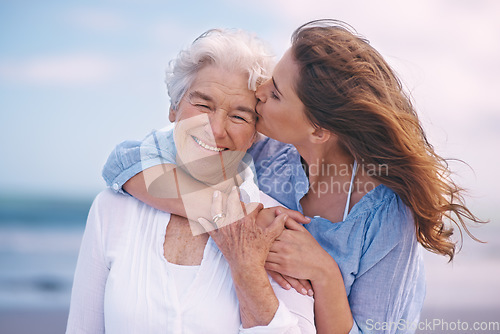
[0,0,499,216]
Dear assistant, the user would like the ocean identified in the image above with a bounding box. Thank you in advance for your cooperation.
[0,193,499,334]
[0,195,90,333]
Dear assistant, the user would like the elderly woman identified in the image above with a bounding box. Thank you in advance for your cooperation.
[66,29,315,333]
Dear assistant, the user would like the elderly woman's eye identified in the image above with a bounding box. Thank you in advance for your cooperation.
[196,104,210,109]
[232,115,249,123]
[271,91,279,100]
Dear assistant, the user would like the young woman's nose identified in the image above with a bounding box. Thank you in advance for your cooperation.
[255,80,269,103]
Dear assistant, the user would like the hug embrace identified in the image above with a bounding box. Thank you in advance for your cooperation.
[66,19,484,334]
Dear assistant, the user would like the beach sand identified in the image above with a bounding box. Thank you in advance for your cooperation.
[1,306,499,334]
[0,309,68,334]
[418,307,500,333]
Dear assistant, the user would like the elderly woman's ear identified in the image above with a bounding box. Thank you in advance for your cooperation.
[169,106,177,123]
[252,132,265,144]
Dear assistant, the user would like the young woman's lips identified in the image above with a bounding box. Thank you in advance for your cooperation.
[255,103,262,116]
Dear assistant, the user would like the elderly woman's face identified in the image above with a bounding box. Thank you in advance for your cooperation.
[170,65,257,183]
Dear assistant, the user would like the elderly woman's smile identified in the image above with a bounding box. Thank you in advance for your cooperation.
[191,135,227,152]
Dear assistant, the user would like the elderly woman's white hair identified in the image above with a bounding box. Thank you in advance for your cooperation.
[166,28,274,110]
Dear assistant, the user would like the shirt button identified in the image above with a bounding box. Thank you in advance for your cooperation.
[112,183,120,191]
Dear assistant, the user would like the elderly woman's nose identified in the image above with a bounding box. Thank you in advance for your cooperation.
[208,113,228,139]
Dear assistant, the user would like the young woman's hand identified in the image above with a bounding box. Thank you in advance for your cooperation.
[265,211,335,291]
[255,207,313,295]
[267,271,314,296]
[271,206,311,225]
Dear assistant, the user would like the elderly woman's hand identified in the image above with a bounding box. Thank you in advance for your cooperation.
[198,187,288,270]
[199,187,292,328]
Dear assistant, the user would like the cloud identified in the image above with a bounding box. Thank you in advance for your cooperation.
[0,54,120,86]
[64,7,128,33]
[148,21,201,47]
[250,0,500,120]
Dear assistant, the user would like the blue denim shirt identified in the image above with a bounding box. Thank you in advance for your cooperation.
[103,126,177,193]
[103,132,426,334]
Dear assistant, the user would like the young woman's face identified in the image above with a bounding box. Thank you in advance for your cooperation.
[255,49,313,145]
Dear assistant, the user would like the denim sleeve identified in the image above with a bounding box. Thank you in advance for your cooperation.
[102,128,177,194]
[349,197,426,334]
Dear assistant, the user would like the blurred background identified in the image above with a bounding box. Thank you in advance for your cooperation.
[1,0,499,333]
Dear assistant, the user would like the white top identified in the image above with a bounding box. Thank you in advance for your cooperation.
[164,261,200,299]
[66,189,315,334]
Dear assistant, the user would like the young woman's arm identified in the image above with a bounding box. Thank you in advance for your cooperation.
[265,203,425,334]
[103,130,310,226]
[266,219,353,334]
[123,164,241,223]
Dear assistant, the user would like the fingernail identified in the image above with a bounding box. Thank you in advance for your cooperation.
[308,289,314,296]
[305,217,311,222]
[301,288,308,295]
[285,284,291,290]
[213,190,220,198]
[276,208,282,215]
[283,214,288,221]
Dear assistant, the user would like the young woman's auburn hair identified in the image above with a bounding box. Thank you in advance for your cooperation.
[291,19,485,260]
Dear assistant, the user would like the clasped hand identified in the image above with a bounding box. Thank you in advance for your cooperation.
[198,187,286,269]
[198,187,322,296]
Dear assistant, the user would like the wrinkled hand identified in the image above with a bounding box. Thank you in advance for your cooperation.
[198,187,288,269]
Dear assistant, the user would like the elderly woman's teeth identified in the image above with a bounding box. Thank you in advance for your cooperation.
[192,136,225,152]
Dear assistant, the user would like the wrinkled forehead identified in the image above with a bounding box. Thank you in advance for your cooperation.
[187,65,256,107]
